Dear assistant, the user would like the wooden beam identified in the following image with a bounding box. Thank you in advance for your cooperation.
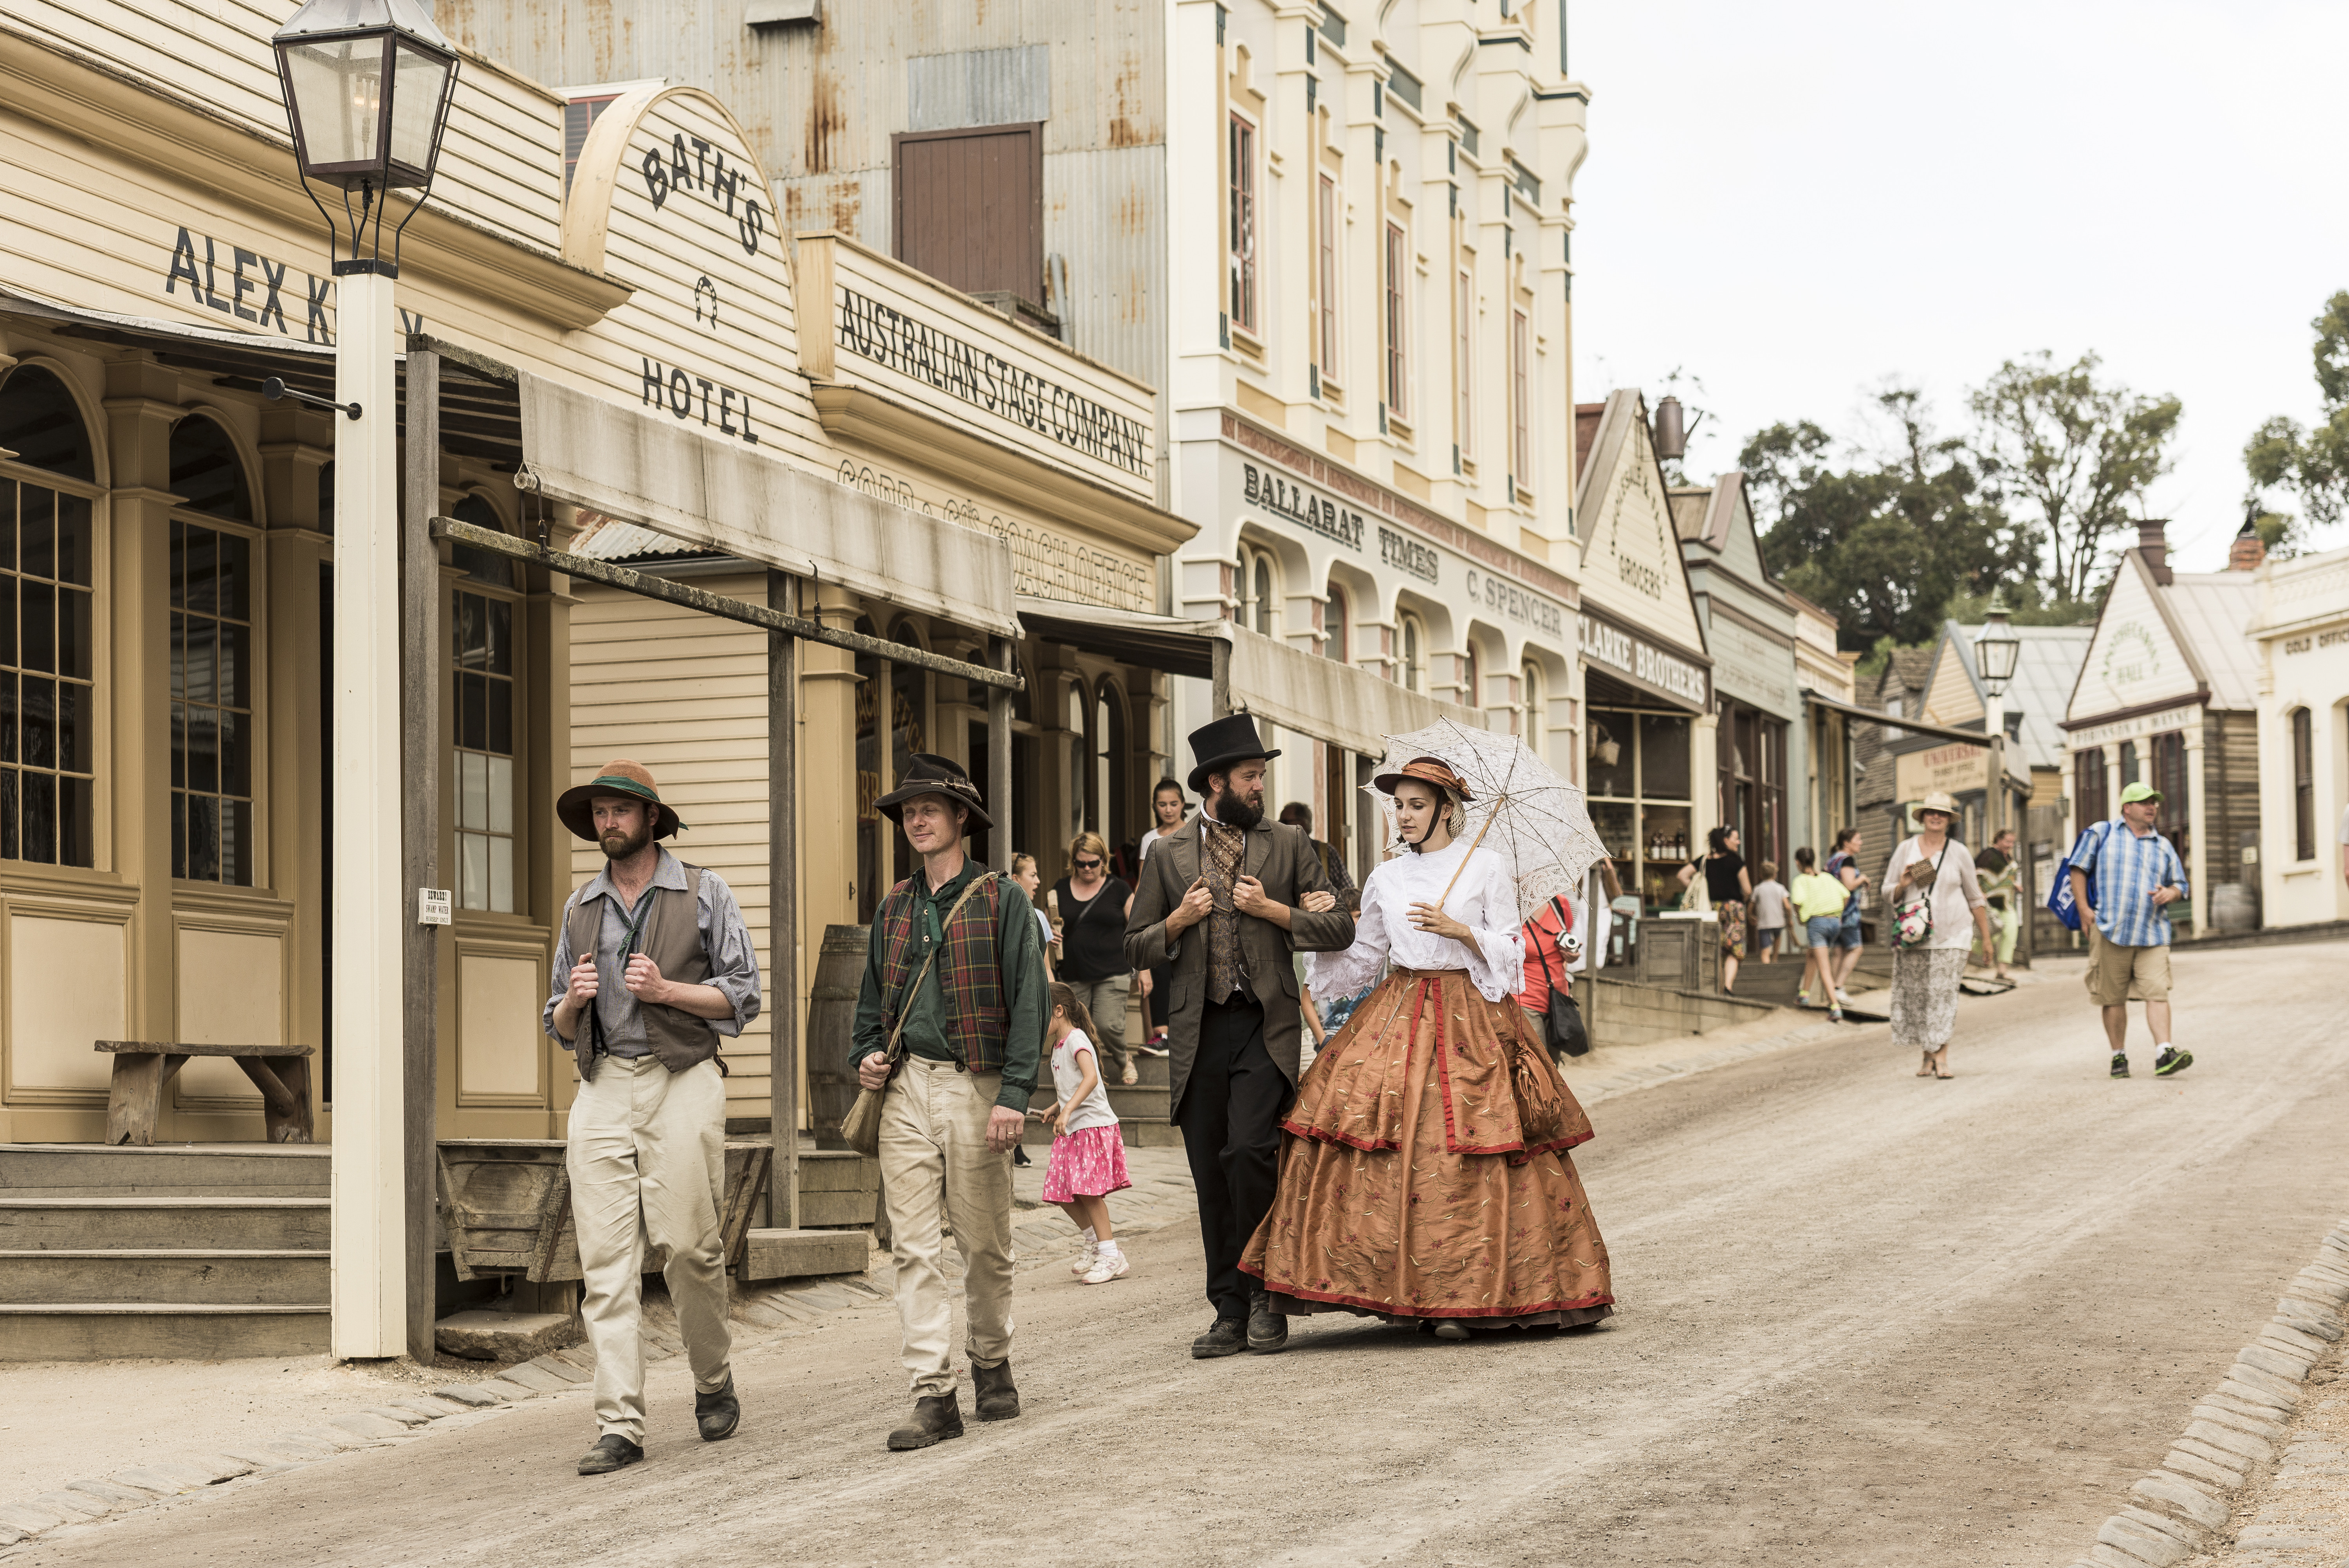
[427,518,1024,691]
[401,346,444,1363]
[989,637,1012,866]
[768,570,801,1230]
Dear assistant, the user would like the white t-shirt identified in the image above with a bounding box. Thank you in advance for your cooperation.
[1032,907,1053,948]
[1048,1028,1119,1134]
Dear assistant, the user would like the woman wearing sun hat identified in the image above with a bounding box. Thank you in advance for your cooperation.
[1238,755,1614,1341]
[1880,790,1995,1079]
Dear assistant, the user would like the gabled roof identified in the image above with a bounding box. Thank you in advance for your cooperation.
[2065,546,2262,722]
[2163,571,2262,710]
[1937,620,2094,772]
[1668,486,1711,541]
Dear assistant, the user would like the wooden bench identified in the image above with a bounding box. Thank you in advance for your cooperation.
[97,1041,315,1146]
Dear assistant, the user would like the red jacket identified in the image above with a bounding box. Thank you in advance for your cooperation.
[1519,897,1573,1012]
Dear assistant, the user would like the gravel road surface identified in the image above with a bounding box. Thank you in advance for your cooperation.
[21,942,2349,1568]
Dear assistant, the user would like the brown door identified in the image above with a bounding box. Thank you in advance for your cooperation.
[893,123,1044,305]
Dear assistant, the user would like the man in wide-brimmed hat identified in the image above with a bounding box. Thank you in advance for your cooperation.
[1125,715,1353,1359]
[544,760,762,1476]
[850,754,1049,1451]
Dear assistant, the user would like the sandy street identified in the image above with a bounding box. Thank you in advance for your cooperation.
[20,940,2349,1568]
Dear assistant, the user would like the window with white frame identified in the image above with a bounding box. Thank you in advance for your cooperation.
[1384,223,1409,419]
[1324,582,1350,663]
[169,415,258,886]
[1229,114,1259,336]
[1455,271,1474,461]
[451,493,522,912]
[1511,309,1531,493]
[1398,612,1426,692]
[0,366,100,870]
[1521,659,1544,745]
[1238,544,1279,635]
[1317,175,1340,383]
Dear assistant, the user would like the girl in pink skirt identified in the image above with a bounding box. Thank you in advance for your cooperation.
[1030,981,1133,1284]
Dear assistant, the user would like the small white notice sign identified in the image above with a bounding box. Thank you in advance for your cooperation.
[418,888,453,926]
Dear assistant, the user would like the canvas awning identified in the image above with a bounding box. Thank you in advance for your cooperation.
[516,370,1020,637]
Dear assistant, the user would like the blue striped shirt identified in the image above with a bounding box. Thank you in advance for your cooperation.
[2071,819,2190,948]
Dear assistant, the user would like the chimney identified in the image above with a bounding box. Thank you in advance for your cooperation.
[2230,510,2268,572]
[2137,519,2172,586]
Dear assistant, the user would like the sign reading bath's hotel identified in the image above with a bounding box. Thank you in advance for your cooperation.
[835,289,1151,478]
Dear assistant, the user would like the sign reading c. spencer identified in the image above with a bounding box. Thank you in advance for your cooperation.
[1579,612,1709,709]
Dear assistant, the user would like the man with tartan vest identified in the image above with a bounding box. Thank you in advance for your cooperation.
[851,754,1048,1451]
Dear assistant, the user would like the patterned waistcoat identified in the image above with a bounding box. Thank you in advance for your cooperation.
[875,873,1010,1074]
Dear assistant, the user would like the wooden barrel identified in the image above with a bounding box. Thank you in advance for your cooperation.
[805,924,870,1149]
[2210,883,2257,934]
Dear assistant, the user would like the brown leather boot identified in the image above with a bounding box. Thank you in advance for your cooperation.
[886,1392,964,1451]
[971,1358,1021,1421]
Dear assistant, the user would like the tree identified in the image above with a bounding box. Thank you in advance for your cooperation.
[1967,351,2181,603]
[2243,290,2349,553]
[1746,388,2026,649]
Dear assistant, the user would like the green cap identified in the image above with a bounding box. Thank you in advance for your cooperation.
[2118,781,2162,806]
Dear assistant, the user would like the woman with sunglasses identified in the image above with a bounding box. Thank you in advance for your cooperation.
[1051,831,1140,1086]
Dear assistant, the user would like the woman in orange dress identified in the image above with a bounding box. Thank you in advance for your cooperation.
[1240,757,1614,1339]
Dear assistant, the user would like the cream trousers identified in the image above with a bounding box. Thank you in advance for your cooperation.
[879,1055,1015,1397]
[567,1054,732,1442]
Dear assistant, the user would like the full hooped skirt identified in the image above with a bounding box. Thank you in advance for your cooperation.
[1239,967,1615,1327]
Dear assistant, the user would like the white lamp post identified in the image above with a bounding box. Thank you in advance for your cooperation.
[1973,593,2022,844]
[271,0,458,1362]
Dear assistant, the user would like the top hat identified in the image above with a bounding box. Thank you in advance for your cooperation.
[1187,713,1282,795]
[875,752,994,831]
[1372,756,1476,802]
[557,758,686,843]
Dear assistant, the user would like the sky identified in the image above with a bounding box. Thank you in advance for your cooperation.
[1568,0,2349,574]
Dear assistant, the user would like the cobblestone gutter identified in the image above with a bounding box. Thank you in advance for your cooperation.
[2069,1220,2349,1568]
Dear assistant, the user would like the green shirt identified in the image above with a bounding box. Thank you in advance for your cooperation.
[849,858,1046,1114]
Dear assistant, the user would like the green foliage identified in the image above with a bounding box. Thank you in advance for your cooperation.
[1968,351,2182,603]
[2243,291,2349,549]
[1746,388,2028,650]
[1853,634,1900,683]
[1940,578,2100,627]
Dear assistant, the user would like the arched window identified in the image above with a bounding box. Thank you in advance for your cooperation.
[1521,659,1544,746]
[1398,613,1425,693]
[451,493,523,912]
[0,365,99,866]
[1238,543,1279,636]
[1462,644,1483,709]
[1095,676,1129,857]
[1324,583,1350,663]
[2293,707,2315,862]
[169,413,258,884]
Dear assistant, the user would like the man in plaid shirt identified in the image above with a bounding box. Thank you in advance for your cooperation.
[2069,781,2192,1079]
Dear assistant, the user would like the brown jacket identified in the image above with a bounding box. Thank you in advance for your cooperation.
[1124,817,1355,1119]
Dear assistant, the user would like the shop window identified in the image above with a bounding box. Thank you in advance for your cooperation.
[170,415,256,885]
[1384,222,1409,419]
[2293,708,2315,861]
[0,366,98,867]
[1588,706,1695,913]
[1398,612,1426,692]
[451,495,521,913]
[2075,747,2108,829]
[1094,677,1129,862]
[2151,729,2190,859]
[1317,175,1340,383]
[1239,545,1279,636]
[2118,739,2140,789]
[1229,114,1259,336]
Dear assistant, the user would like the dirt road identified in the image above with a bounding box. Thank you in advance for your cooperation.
[24,942,2349,1568]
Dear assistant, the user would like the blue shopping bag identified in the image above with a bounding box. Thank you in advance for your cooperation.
[2046,823,2113,933]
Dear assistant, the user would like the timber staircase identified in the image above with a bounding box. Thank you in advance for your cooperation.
[0,1144,330,1360]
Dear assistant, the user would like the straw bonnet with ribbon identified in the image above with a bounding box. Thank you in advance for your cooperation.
[873,752,994,830]
[1374,755,1474,847]
[557,758,686,842]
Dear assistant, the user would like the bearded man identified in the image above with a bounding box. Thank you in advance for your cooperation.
[1124,716,1353,1358]
[545,760,762,1476]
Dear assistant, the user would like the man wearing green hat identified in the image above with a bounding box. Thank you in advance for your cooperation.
[544,759,763,1476]
[2069,780,2191,1079]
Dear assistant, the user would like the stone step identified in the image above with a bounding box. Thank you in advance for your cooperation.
[0,1143,330,1199]
[0,1198,331,1251]
[0,1303,329,1362]
[0,1249,328,1306]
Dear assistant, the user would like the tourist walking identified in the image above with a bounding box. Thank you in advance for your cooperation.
[1028,981,1132,1285]
[1682,827,1753,992]
[1051,831,1139,1086]
[1750,861,1789,964]
[1972,829,2020,980]
[1520,894,1581,1061]
[1124,715,1353,1359]
[1789,848,1850,1021]
[849,754,1049,1451]
[543,760,761,1476]
[1278,801,1359,902]
[2069,781,2192,1079]
[1136,778,1189,1054]
[1817,828,1867,1005]
[1882,792,1994,1079]
[1241,756,1615,1341]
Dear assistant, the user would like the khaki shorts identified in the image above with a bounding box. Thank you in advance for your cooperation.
[2087,927,2171,1005]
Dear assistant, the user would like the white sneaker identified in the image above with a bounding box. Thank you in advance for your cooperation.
[1833,989,1853,1006]
[1069,1238,1098,1277]
[1081,1249,1130,1285]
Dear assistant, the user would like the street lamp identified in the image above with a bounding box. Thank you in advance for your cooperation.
[272,0,459,1363]
[1973,592,2022,851]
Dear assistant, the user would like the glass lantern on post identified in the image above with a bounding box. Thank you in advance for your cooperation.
[1972,592,2022,849]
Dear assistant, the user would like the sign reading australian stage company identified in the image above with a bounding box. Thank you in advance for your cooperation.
[1579,610,1709,709]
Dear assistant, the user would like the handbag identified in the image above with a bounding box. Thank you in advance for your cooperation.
[1532,897,1589,1059]
[2046,822,2115,933]
[838,873,999,1157]
[1893,845,1949,949]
